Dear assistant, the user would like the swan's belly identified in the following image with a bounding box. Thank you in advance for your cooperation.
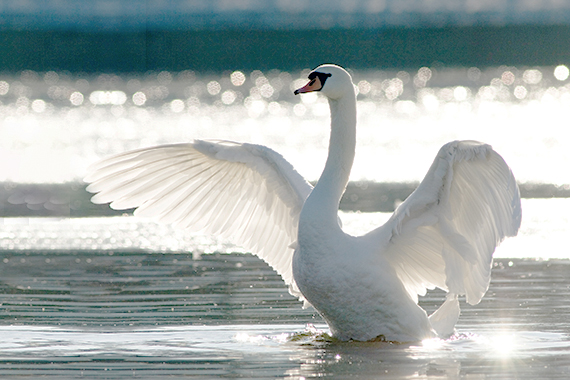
[292,245,434,342]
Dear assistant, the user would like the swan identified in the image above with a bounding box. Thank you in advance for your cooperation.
[84,64,521,342]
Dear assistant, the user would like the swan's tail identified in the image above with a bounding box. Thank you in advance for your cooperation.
[428,293,460,338]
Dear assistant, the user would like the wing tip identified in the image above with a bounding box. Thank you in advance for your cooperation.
[441,140,492,162]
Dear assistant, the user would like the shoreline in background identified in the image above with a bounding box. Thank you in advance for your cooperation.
[0,181,567,217]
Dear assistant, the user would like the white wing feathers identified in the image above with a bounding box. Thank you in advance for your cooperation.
[85,138,520,326]
[375,140,521,306]
[84,140,313,299]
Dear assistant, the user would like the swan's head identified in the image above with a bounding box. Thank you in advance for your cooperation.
[294,64,354,100]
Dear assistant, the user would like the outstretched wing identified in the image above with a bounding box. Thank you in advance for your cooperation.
[84,140,313,299]
[368,140,521,305]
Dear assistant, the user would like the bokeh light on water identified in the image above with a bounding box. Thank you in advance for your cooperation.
[1,65,569,184]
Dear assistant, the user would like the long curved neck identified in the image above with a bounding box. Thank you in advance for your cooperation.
[305,92,357,222]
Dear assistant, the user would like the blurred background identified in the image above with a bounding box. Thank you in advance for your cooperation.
[1,0,569,71]
[0,0,569,216]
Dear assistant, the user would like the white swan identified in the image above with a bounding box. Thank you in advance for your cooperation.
[84,64,521,342]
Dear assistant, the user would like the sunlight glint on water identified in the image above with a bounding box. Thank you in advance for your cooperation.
[1,65,569,184]
[1,198,569,259]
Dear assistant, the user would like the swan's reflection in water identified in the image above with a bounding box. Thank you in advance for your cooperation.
[285,334,462,379]
[285,329,568,379]
[2,324,565,379]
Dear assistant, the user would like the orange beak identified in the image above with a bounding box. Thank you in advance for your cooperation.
[294,76,323,95]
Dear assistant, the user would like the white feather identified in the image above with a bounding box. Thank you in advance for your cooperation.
[374,141,521,307]
[86,141,312,301]
[85,64,521,342]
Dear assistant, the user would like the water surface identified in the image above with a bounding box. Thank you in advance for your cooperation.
[1,251,569,379]
[1,199,570,378]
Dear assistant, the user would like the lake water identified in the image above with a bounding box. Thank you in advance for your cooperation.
[1,65,570,378]
[1,199,570,378]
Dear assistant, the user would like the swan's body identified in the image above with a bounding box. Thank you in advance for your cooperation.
[85,64,521,342]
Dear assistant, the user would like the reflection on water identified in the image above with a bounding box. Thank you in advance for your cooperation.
[1,198,569,259]
[1,202,570,377]
[0,325,310,378]
[1,65,570,184]
[1,269,570,379]
[0,249,317,327]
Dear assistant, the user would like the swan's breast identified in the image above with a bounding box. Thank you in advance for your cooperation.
[293,239,431,340]
[293,231,389,308]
